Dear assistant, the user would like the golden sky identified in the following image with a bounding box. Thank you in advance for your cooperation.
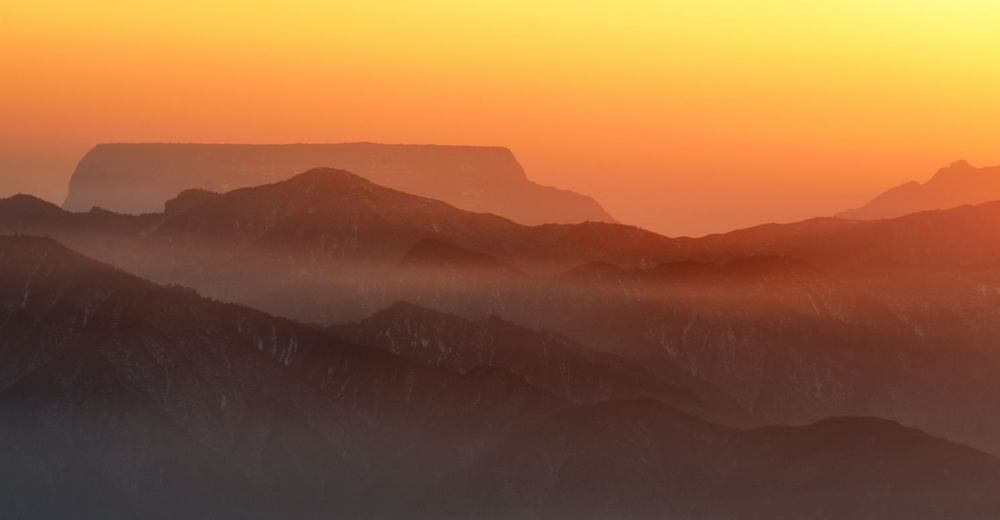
[2,0,999,235]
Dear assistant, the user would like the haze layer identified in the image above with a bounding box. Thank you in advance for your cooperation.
[3,1,1000,235]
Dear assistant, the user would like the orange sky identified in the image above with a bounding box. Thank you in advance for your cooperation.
[2,1,999,236]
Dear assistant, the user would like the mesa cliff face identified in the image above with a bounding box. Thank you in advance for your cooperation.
[63,142,615,225]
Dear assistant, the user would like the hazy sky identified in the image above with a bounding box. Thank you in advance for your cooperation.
[2,1,999,236]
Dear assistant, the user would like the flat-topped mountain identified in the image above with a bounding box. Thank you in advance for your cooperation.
[63,142,616,225]
[838,160,1000,220]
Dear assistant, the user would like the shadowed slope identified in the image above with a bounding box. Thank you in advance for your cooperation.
[439,399,1000,519]
[0,236,558,517]
[332,302,748,425]
[3,236,1000,518]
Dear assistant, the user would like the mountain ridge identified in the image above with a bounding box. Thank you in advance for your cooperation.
[838,160,1000,220]
[331,301,748,425]
[63,142,616,226]
[4,236,999,518]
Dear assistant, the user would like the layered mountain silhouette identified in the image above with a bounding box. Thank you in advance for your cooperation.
[838,160,1000,220]
[63,142,616,225]
[9,165,1000,286]
[0,236,559,517]
[3,167,677,277]
[3,235,999,518]
[7,168,1000,457]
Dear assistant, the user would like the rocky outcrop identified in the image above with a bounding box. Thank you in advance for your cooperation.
[63,142,616,225]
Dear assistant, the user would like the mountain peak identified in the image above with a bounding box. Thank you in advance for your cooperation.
[930,159,976,182]
[183,166,440,214]
[951,159,972,168]
[275,167,422,204]
[164,188,221,214]
[0,194,66,218]
[1,193,59,207]
[837,160,1000,220]
[286,167,373,186]
[63,142,615,225]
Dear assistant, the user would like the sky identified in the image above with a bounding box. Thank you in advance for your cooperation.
[2,0,999,236]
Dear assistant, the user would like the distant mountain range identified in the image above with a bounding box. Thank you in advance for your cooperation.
[62,142,616,225]
[838,160,1000,220]
[0,167,677,288]
[37,164,1000,277]
[3,235,999,518]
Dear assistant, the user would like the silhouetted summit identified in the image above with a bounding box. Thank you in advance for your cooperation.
[838,160,1000,220]
[163,188,221,214]
[0,193,65,219]
[150,167,673,270]
[64,142,615,225]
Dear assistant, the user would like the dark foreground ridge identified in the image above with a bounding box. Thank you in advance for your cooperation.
[2,235,1000,518]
